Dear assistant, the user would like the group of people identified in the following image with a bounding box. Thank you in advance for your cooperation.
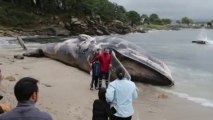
[0,47,138,120]
[90,48,138,120]
[89,48,112,90]
[92,68,138,120]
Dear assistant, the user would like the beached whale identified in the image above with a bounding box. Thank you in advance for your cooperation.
[22,34,174,86]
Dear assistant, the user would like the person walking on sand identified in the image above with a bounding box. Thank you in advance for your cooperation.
[90,57,100,90]
[106,68,138,120]
[0,77,53,120]
[98,48,112,88]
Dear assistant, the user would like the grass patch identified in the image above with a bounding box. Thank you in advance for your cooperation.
[143,24,170,30]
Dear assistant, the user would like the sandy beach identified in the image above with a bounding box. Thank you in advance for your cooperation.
[0,47,213,120]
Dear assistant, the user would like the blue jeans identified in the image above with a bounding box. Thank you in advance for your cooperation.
[91,76,99,88]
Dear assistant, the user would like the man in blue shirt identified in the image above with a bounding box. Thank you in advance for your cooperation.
[0,77,52,120]
[106,68,138,120]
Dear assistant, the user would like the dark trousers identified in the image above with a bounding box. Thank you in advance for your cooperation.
[91,76,99,88]
[99,72,109,88]
[110,115,132,120]
[98,79,109,88]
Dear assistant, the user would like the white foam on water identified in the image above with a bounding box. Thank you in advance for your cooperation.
[0,37,18,49]
[0,37,42,49]
[0,37,15,44]
[197,28,213,44]
[206,40,213,44]
[158,88,213,108]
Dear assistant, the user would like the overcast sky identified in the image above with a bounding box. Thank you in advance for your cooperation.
[109,0,213,21]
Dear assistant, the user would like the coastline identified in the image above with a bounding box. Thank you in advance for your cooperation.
[0,48,213,120]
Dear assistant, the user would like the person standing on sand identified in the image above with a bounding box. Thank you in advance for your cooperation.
[90,48,100,63]
[106,68,138,120]
[0,77,53,120]
[90,57,100,90]
[92,87,110,120]
[88,48,100,66]
[88,48,100,75]
[88,49,100,90]
[98,48,112,88]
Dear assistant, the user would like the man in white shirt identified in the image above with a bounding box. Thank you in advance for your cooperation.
[106,68,138,120]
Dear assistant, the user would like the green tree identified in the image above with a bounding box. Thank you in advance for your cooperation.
[149,13,161,24]
[161,18,171,25]
[141,14,149,24]
[181,17,193,26]
[113,5,127,22]
[126,10,141,26]
[207,22,212,27]
[176,20,181,25]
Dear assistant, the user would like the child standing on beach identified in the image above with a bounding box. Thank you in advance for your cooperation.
[92,87,110,120]
[90,57,100,90]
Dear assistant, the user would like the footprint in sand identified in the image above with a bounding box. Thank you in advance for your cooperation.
[22,67,30,70]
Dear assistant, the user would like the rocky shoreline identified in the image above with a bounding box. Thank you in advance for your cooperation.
[0,16,146,37]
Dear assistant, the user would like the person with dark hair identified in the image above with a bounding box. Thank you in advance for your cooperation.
[90,57,100,90]
[88,48,100,66]
[90,48,100,63]
[92,87,110,120]
[98,48,112,88]
[106,69,138,120]
[0,77,52,120]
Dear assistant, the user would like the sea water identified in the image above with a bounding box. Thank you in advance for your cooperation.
[116,29,213,108]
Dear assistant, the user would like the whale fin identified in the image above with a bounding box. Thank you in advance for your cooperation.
[111,50,131,80]
[17,36,27,50]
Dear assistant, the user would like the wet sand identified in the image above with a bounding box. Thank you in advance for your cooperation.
[0,48,212,120]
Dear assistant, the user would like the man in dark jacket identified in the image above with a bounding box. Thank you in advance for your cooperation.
[0,77,52,120]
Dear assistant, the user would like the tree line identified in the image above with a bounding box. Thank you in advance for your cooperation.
[1,0,197,27]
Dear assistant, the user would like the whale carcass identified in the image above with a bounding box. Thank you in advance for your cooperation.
[23,34,174,86]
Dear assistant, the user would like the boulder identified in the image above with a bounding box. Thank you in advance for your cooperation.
[47,27,70,36]
[14,55,24,59]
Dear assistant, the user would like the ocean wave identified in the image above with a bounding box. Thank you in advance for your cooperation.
[158,88,213,108]
[0,37,16,44]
